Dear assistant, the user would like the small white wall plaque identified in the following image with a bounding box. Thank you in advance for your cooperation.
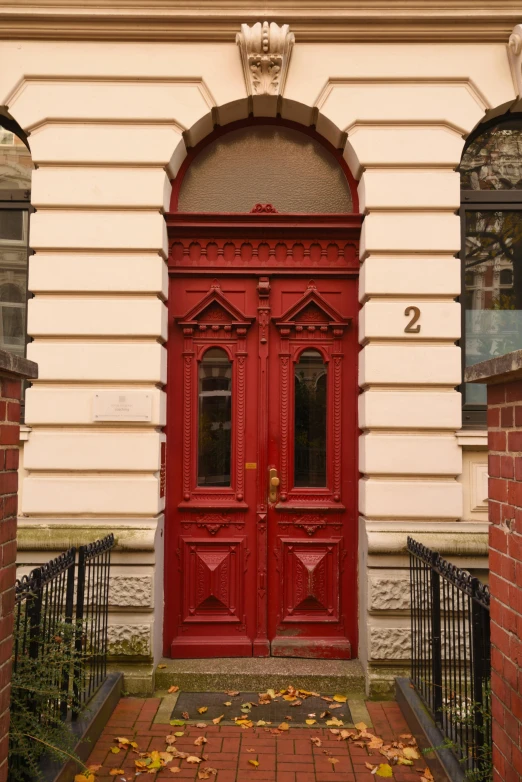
[93,392,152,422]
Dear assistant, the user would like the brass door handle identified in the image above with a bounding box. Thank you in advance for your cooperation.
[268,467,280,503]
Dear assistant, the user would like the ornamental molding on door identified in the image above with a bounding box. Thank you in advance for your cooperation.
[273,281,350,507]
[176,281,252,509]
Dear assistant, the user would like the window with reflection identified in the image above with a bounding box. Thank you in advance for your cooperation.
[0,120,32,360]
[198,348,232,486]
[294,350,327,487]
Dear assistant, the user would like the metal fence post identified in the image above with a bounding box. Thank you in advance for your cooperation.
[471,577,490,771]
[430,550,443,725]
[73,545,87,717]
[60,549,76,720]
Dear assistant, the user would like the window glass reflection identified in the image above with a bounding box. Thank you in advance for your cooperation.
[464,210,522,403]
[0,210,27,356]
[460,120,522,190]
[198,348,232,486]
[294,349,327,487]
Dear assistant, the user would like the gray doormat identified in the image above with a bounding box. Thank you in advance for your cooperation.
[170,691,352,726]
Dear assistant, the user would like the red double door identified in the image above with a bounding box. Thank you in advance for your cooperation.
[164,214,361,658]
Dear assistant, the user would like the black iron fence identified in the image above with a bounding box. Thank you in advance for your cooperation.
[12,534,114,726]
[407,537,491,776]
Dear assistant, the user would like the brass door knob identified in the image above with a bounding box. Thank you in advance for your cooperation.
[268,468,280,502]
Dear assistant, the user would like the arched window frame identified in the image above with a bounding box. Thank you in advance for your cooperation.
[460,113,522,428]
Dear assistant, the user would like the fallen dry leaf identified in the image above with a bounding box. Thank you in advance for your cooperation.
[305,719,316,725]
[333,695,347,703]
[289,699,302,707]
[376,764,393,778]
[186,756,203,764]
[197,707,208,714]
[225,690,240,696]
[110,747,121,754]
[278,722,290,731]
[88,766,102,773]
[158,664,167,669]
[328,758,339,765]
[166,735,177,745]
[182,712,190,720]
[169,686,180,694]
[109,770,125,777]
[224,701,232,706]
[194,737,208,747]
[198,768,218,779]
[195,723,207,729]
[326,718,344,727]
[340,730,354,740]
[213,715,224,725]
[168,768,181,774]
[329,703,342,710]
[366,763,377,771]
[354,722,368,731]
[248,760,260,768]
[321,696,333,702]
[174,732,185,737]
[311,737,322,747]
[400,733,412,739]
[74,775,94,782]
[397,758,414,766]
[403,747,420,760]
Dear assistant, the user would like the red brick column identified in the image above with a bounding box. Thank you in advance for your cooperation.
[0,352,37,782]
[466,353,522,782]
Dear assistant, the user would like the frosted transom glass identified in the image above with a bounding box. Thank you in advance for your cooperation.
[178,126,353,213]
[460,120,522,190]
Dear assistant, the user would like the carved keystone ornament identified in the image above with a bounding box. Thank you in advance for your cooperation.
[236,21,295,96]
[509,24,522,97]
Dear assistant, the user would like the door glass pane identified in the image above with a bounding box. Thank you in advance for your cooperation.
[0,210,28,357]
[198,348,232,486]
[464,210,522,404]
[294,349,327,487]
[0,128,32,191]
[178,125,353,213]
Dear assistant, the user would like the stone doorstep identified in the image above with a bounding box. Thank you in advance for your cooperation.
[154,658,366,698]
[152,692,373,729]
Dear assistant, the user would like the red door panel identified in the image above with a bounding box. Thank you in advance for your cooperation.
[165,216,361,659]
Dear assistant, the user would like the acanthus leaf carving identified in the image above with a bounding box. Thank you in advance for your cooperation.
[236,21,295,97]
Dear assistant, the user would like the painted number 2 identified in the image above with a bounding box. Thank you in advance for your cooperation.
[404,306,421,334]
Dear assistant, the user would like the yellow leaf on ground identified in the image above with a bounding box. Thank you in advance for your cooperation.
[376,764,393,777]
[110,747,121,754]
[224,702,232,706]
[88,766,102,773]
[186,756,203,764]
[397,758,414,766]
[403,748,420,760]
[169,686,180,694]
[354,722,368,731]
[109,770,125,777]
[305,720,316,725]
[158,664,167,669]
[174,732,185,738]
[326,718,344,727]
[278,722,290,731]
[248,760,260,768]
[213,715,224,724]
[197,707,208,714]
[333,695,347,703]
[74,775,93,782]
[328,758,339,765]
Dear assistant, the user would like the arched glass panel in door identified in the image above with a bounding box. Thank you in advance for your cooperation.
[294,349,327,487]
[198,348,232,486]
[178,125,353,214]
[460,117,522,421]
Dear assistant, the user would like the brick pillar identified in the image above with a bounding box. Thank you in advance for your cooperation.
[0,351,37,782]
[466,352,522,782]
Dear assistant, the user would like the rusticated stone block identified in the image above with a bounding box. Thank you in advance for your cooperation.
[109,575,152,608]
[107,624,151,658]
[369,576,410,611]
[370,627,411,660]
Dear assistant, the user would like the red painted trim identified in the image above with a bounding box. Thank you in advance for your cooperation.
[169,117,360,214]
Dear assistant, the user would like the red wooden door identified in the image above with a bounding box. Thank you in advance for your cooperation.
[164,215,361,658]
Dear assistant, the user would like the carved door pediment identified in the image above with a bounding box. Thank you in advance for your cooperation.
[273,280,351,335]
[177,280,253,333]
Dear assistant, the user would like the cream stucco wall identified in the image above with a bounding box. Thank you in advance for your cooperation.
[1,24,507,693]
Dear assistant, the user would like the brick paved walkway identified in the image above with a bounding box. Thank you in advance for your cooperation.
[85,698,424,782]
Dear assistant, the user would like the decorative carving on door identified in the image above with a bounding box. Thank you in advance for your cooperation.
[182,538,244,622]
[170,239,358,269]
[280,539,340,623]
[272,282,350,506]
[176,282,252,507]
